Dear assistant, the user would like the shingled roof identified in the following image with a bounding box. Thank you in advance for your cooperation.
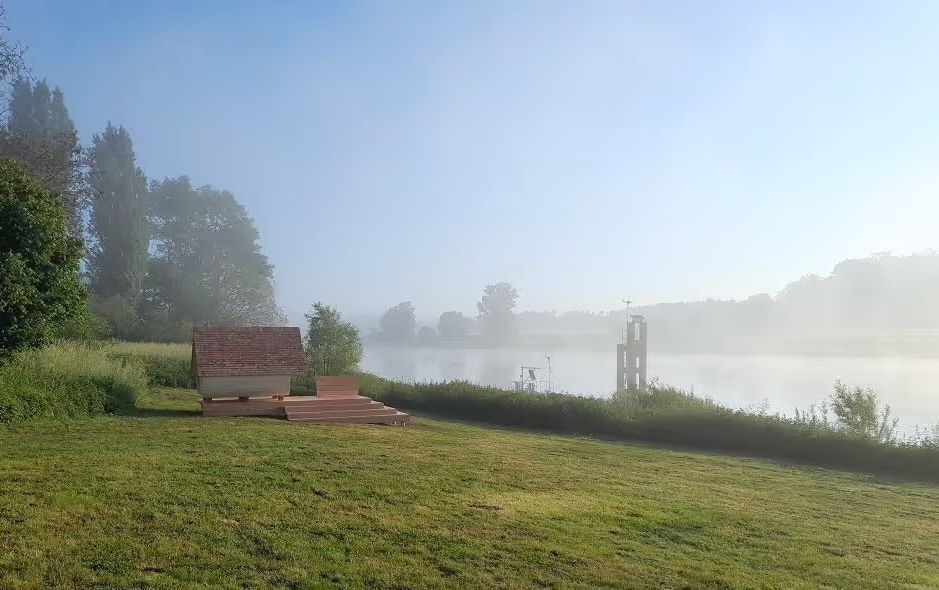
[192,326,308,377]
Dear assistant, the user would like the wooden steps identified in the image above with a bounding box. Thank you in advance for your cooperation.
[287,411,411,425]
[283,396,374,408]
[200,381,410,425]
[284,397,409,424]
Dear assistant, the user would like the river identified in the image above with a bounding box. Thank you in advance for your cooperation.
[361,345,939,430]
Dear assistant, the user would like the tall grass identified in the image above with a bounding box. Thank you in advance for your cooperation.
[0,343,147,423]
[107,341,194,388]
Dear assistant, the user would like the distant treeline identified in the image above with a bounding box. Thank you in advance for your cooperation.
[373,253,939,356]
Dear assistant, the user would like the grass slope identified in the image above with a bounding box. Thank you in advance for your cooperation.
[0,388,937,589]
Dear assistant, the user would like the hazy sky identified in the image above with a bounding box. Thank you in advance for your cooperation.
[8,1,939,323]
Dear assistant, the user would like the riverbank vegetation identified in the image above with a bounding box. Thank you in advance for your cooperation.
[358,375,939,483]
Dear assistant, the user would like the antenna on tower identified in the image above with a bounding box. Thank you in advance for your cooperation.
[621,298,632,344]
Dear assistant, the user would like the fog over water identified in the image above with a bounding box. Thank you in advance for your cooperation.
[8,1,938,435]
[363,345,939,431]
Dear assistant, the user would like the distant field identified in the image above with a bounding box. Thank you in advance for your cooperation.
[0,388,937,589]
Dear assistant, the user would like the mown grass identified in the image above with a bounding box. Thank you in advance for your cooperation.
[0,342,145,423]
[0,387,937,589]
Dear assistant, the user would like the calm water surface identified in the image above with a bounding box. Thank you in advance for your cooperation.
[362,345,939,429]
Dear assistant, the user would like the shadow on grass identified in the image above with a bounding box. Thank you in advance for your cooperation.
[118,388,204,418]
[119,406,202,418]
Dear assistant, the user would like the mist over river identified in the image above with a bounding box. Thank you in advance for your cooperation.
[362,345,939,430]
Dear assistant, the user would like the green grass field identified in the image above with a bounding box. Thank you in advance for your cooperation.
[1,388,937,589]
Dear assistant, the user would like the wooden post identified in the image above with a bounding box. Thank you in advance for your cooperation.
[616,343,625,392]
[625,315,647,391]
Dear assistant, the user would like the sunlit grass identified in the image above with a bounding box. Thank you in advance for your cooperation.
[107,341,193,388]
[108,341,191,359]
[0,387,936,589]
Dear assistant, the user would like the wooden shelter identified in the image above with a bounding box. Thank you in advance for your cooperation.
[193,326,408,425]
[193,326,307,400]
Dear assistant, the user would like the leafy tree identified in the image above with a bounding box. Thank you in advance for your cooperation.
[142,176,284,338]
[304,302,362,375]
[379,301,417,342]
[90,294,139,339]
[87,124,149,336]
[477,282,519,341]
[0,79,84,237]
[437,311,468,341]
[0,159,84,357]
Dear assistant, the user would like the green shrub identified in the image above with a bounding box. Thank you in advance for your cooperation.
[0,342,147,423]
[107,341,193,388]
[829,380,898,443]
[0,159,86,358]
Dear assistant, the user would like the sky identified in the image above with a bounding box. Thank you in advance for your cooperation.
[6,0,939,325]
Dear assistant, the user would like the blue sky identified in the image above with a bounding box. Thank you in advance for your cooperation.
[7,1,939,324]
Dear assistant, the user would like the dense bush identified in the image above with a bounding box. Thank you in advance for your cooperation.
[107,342,194,388]
[0,343,146,423]
[359,374,939,483]
[0,159,85,358]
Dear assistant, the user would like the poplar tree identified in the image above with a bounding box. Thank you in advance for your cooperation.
[0,79,84,237]
[87,124,149,303]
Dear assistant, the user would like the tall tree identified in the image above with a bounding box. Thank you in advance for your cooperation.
[143,176,284,339]
[0,159,84,357]
[477,282,519,341]
[304,302,362,376]
[379,301,417,342]
[437,311,468,341]
[87,123,149,306]
[0,79,84,237]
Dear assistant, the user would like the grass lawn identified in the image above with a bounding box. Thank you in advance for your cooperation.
[0,388,937,589]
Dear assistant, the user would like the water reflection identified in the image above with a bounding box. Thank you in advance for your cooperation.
[376,347,416,381]
[362,345,939,429]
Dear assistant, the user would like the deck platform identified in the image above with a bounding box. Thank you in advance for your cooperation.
[200,395,410,425]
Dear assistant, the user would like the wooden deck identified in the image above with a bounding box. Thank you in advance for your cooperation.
[200,395,410,425]
[200,376,408,425]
